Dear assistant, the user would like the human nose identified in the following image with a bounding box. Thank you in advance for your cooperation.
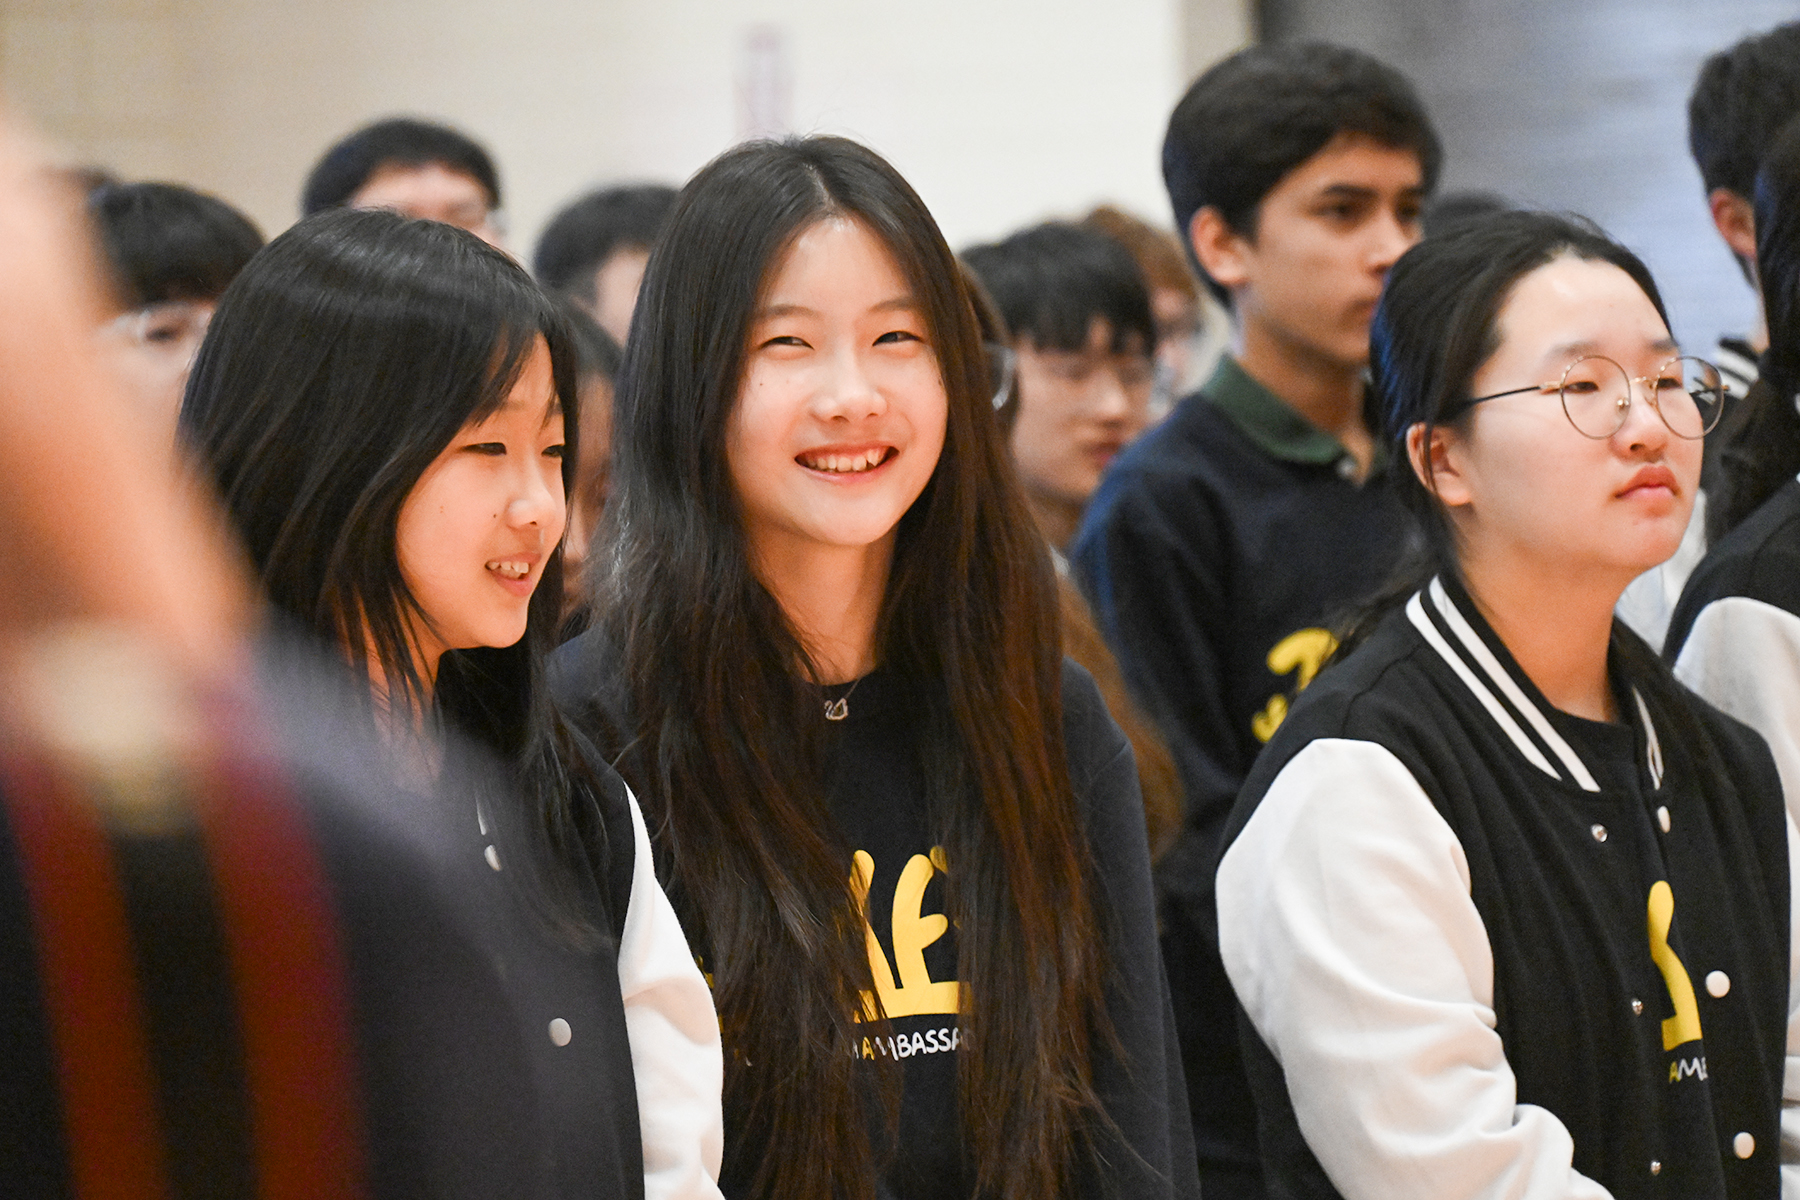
[1368,207,1417,274]
[1090,369,1134,423]
[508,458,566,536]
[810,344,886,421]
[1617,374,1671,452]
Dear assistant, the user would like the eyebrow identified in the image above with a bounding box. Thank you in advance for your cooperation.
[1312,183,1423,202]
[482,391,563,424]
[1543,336,1681,362]
[754,296,920,320]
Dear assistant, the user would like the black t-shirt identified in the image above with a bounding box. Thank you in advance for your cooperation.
[551,636,1201,1200]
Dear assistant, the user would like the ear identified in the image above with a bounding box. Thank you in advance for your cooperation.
[1405,421,1473,510]
[1188,206,1252,294]
[1708,188,1757,265]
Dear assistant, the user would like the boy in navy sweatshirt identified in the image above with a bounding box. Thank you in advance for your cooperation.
[1070,42,1440,1200]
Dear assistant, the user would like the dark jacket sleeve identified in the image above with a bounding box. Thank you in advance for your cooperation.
[1063,661,1203,1200]
[1071,465,1244,867]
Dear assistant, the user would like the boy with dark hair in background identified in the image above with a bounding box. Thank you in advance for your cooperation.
[533,184,678,346]
[301,116,504,247]
[963,221,1158,550]
[1686,22,1800,542]
[1687,21,1800,398]
[88,180,263,435]
[1070,42,1440,1199]
[1619,21,1800,645]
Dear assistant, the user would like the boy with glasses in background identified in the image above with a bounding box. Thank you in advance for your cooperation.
[963,221,1159,552]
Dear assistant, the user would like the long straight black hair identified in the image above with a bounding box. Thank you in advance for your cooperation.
[180,208,601,941]
[1709,116,1800,541]
[592,136,1108,1200]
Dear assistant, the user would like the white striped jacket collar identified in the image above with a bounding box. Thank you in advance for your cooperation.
[1406,576,1664,793]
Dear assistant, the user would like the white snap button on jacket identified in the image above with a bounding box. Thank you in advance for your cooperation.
[1631,998,1644,1014]
[1707,971,1730,998]
[484,844,501,871]
[1734,1131,1755,1159]
[1591,824,1607,842]
[1649,1161,1661,1175]
[549,1018,572,1047]
[1657,806,1670,833]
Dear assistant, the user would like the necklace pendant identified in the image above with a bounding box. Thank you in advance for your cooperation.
[823,697,849,721]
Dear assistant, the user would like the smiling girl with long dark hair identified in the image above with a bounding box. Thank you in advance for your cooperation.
[180,207,723,1200]
[555,136,1196,1200]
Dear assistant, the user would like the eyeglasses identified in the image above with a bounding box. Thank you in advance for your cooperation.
[984,341,1016,410]
[1462,355,1728,440]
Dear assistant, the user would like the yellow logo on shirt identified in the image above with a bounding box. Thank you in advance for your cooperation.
[850,847,960,1021]
[1251,627,1339,742]
[1648,881,1703,1052]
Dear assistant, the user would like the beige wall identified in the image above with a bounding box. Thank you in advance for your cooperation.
[2,0,1251,254]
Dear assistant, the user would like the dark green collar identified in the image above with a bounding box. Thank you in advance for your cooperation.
[1203,356,1380,474]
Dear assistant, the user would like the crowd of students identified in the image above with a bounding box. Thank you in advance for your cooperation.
[7,17,1800,1200]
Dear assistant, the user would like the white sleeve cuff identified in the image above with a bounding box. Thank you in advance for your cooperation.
[617,785,725,1200]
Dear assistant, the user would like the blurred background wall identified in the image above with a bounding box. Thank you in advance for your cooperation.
[0,0,1250,254]
[1261,0,1800,354]
[2,0,1792,351]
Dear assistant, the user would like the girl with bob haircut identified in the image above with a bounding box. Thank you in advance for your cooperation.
[1668,115,1800,814]
[179,208,723,1200]
[554,136,1197,1200]
[1215,209,1800,1200]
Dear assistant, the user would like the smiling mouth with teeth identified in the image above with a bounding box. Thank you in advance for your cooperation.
[486,560,531,580]
[798,447,892,474]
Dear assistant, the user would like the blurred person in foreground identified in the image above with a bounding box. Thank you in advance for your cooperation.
[303,116,505,247]
[88,180,263,438]
[0,111,706,1199]
[1069,42,1440,1199]
[534,184,678,346]
[963,221,1159,551]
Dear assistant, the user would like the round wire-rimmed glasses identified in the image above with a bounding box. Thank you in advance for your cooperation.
[1463,355,1729,440]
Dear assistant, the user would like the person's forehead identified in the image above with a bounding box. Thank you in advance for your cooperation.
[1495,258,1673,360]
[353,160,491,209]
[1272,132,1424,199]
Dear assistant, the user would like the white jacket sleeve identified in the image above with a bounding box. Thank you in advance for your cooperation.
[1673,596,1800,822]
[1216,738,1611,1200]
[617,785,725,1200]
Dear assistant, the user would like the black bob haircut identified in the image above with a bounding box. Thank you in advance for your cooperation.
[961,221,1157,357]
[1688,21,1800,199]
[301,117,502,216]
[1163,41,1442,302]
[533,183,679,302]
[88,181,264,310]
[1370,210,1666,573]
[180,207,577,756]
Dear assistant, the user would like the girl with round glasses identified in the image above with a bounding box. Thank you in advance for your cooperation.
[1215,211,1797,1200]
[553,136,1196,1200]
[1669,116,1800,838]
